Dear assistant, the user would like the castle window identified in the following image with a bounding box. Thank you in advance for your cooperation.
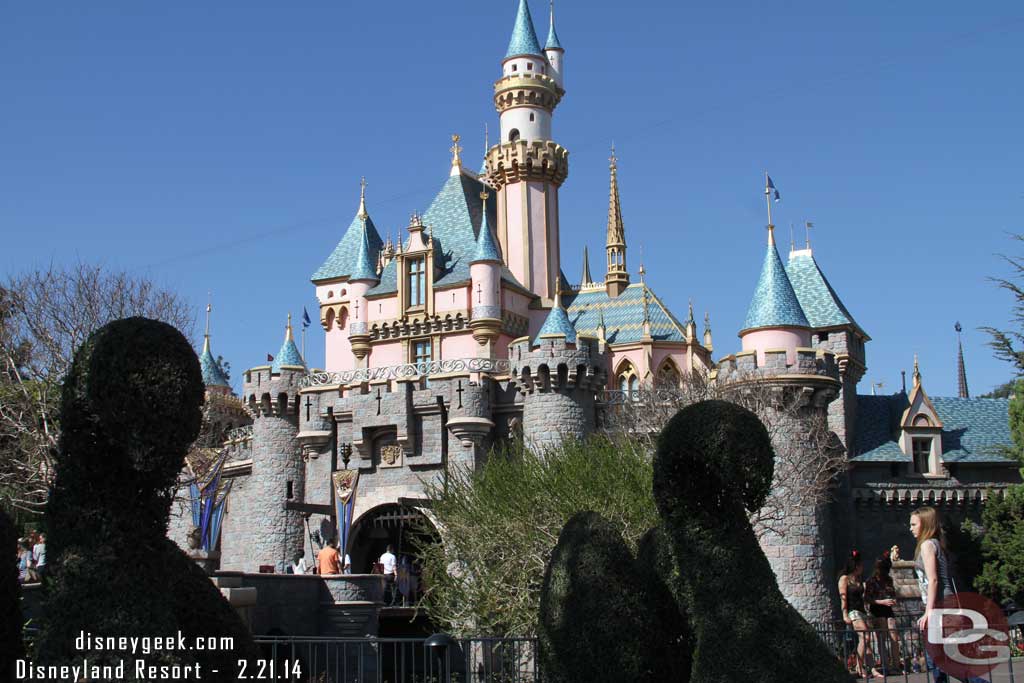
[509,129,520,142]
[616,360,640,401]
[656,361,681,390]
[412,339,432,366]
[407,258,425,307]
[912,438,931,474]
[529,113,535,122]
[512,64,518,72]
[527,62,533,70]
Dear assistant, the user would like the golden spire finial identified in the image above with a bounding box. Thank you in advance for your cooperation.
[609,142,617,172]
[484,123,489,153]
[805,220,814,249]
[286,313,294,342]
[450,133,463,171]
[554,274,563,309]
[913,353,921,387]
[357,176,368,219]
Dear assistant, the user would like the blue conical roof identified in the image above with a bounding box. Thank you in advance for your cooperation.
[545,4,563,50]
[506,0,543,59]
[471,207,502,263]
[535,300,577,344]
[311,193,383,282]
[786,250,868,339]
[198,339,230,388]
[741,236,809,332]
[271,319,306,373]
[349,218,379,282]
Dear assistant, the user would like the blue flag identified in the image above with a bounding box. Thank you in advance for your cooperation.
[766,175,781,202]
[302,307,311,329]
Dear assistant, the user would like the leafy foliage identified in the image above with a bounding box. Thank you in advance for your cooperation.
[652,401,849,683]
[416,436,658,637]
[538,512,690,683]
[33,318,258,678]
[975,486,1024,607]
[980,379,1017,399]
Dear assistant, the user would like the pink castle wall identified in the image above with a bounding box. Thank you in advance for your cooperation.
[740,328,810,365]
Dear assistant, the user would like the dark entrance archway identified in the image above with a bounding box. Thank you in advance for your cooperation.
[348,503,438,576]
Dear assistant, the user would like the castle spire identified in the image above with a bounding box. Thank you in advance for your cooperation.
[286,312,294,342]
[545,0,563,50]
[357,176,368,219]
[506,0,543,59]
[913,354,921,388]
[450,133,463,176]
[956,322,970,398]
[198,296,230,388]
[605,144,630,297]
[471,189,502,264]
[580,246,593,287]
[271,312,306,373]
[350,214,380,282]
[703,311,713,352]
[203,296,212,354]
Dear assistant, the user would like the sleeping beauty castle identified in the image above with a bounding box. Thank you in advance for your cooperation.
[169,0,1021,631]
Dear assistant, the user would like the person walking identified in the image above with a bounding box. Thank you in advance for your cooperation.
[32,532,46,580]
[839,550,882,678]
[17,540,36,583]
[865,551,901,674]
[910,506,989,683]
[379,545,397,605]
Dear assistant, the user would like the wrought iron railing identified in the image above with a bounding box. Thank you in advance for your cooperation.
[253,635,539,682]
[225,425,254,442]
[301,358,512,388]
[598,389,680,405]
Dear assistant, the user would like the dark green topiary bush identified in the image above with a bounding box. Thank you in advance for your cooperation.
[538,511,690,683]
[653,400,849,683]
[634,524,692,675]
[1,508,25,678]
[34,318,258,679]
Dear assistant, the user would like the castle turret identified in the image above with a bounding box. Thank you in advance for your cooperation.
[469,188,503,355]
[544,0,564,88]
[229,316,308,572]
[605,147,629,297]
[487,0,568,303]
[347,206,380,365]
[739,224,810,364]
[198,301,231,396]
[509,279,604,450]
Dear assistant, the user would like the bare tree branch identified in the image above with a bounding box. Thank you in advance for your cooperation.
[0,263,195,514]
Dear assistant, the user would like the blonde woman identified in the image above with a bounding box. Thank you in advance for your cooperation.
[910,506,988,683]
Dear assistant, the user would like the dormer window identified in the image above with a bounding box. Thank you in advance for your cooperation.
[407,258,425,307]
[912,438,932,474]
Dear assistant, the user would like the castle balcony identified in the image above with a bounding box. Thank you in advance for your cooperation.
[299,357,512,390]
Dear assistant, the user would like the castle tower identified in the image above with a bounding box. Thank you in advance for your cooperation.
[232,315,308,572]
[956,322,969,398]
[604,147,629,297]
[198,301,231,396]
[469,188,503,356]
[486,0,569,303]
[347,202,380,365]
[509,279,605,450]
[738,224,811,364]
[544,0,564,88]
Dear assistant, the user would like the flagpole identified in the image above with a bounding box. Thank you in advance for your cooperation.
[301,327,306,361]
[764,171,773,227]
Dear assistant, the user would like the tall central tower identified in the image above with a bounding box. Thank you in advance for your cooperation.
[485,0,569,304]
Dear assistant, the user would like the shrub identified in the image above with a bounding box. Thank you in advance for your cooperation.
[33,318,258,679]
[652,401,849,683]
[538,512,689,683]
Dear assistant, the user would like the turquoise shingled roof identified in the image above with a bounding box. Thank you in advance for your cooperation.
[370,173,523,295]
[851,395,1015,463]
[545,8,563,50]
[535,303,576,344]
[565,283,687,345]
[198,344,230,388]
[271,335,306,373]
[311,211,383,282]
[742,241,809,332]
[786,250,867,337]
[471,208,502,263]
[350,218,379,282]
[505,0,543,59]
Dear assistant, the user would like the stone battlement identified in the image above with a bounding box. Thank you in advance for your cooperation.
[243,365,307,418]
[713,347,839,384]
[507,335,605,394]
[484,139,570,189]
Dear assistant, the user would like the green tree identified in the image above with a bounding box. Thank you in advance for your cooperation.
[974,486,1024,606]
[980,379,1017,399]
[416,436,658,637]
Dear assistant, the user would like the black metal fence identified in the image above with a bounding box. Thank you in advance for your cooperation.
[254,635,539,683]
[813,620,1023,682]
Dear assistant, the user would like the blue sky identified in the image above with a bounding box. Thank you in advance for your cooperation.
[2,0,1022,397]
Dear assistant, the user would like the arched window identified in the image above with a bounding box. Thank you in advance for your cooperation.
[656,360,681,390]
[615,360,640,401]
[509,129,520,142]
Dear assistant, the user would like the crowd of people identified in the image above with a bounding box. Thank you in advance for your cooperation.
[837,506,992,682]
[13,531,45,584]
